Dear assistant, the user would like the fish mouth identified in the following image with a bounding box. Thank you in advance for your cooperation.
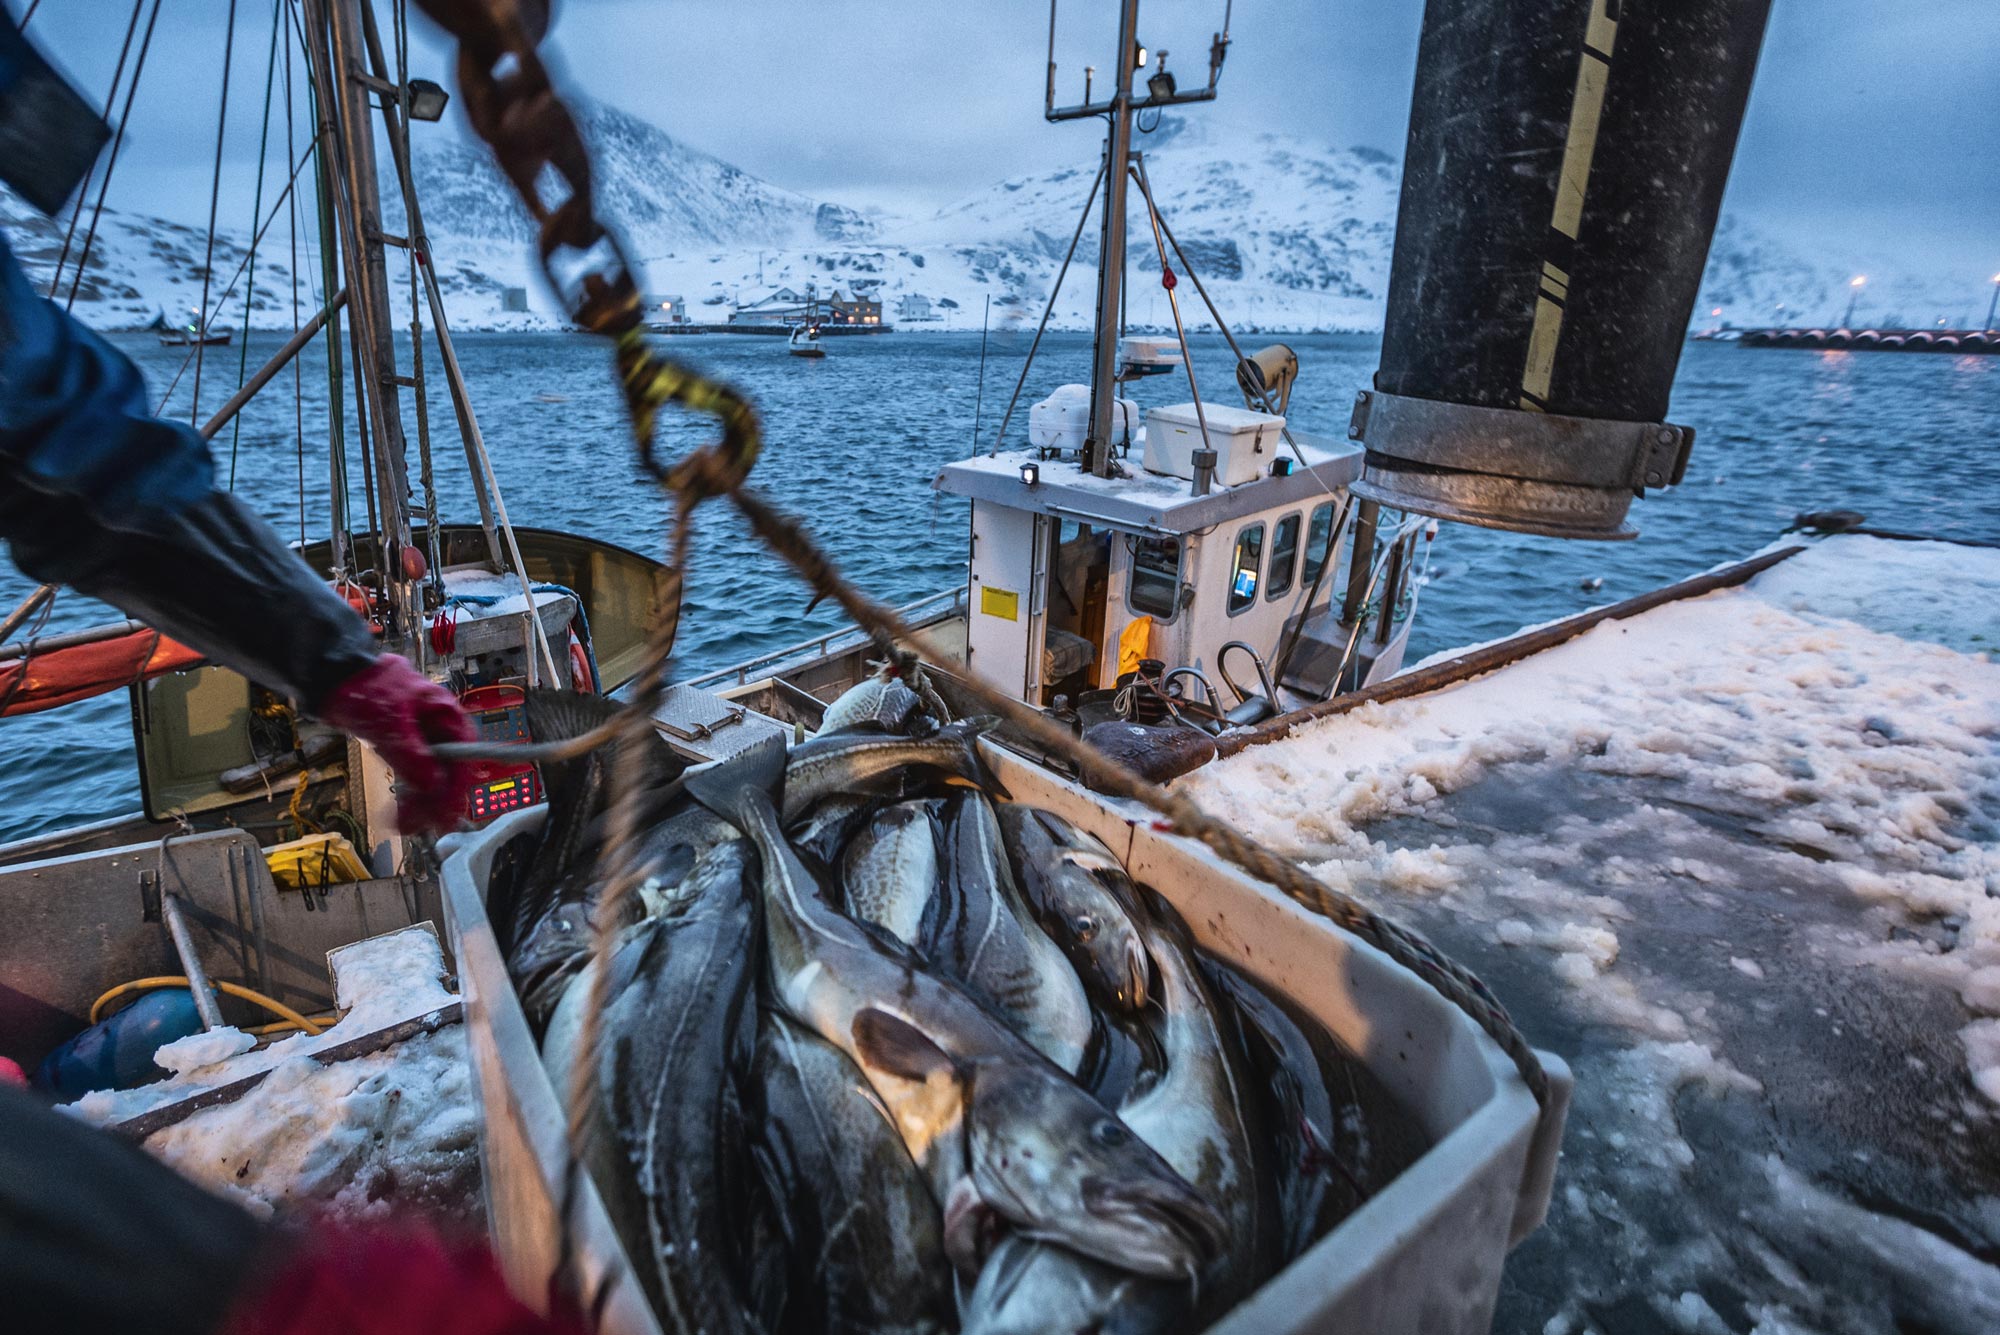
[1079,1174,1228,1279]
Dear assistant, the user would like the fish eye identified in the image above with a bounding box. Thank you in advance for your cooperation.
[1072,914,1099,942]
[1090,1118,1131,1148]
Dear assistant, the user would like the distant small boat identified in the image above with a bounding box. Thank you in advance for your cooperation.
[159,328,232,347]
[150,307,232,347]
[1117,334,1182,378]
[788,324,826,359]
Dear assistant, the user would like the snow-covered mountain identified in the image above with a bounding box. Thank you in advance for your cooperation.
[5,104,1972,335]
[1,187,307,332]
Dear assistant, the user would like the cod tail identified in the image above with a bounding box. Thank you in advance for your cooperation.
[684,733,789,832]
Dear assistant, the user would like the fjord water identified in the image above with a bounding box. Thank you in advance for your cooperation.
[1,331,1995,843]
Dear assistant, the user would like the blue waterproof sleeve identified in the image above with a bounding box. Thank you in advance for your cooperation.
[0,231,379,707]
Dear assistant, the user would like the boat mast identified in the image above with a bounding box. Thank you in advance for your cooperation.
[300,0,418,640]
[1046,0,1228,479]
[1083,0,1140,480]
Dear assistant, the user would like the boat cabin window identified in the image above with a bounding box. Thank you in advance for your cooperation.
[1267,512,1301,600]
[1301,502,1337,587]
[1228,523,1265,615]
[1128,535,1183,619]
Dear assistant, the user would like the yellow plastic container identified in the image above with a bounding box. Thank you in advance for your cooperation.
[264,832,371,889]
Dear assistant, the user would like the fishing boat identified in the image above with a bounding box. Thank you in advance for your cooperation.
[158,328,231,347]
[1,0,665,1173]
[29,0,1989,1330]
[787,322,827,358]
[1118,334,1184,378]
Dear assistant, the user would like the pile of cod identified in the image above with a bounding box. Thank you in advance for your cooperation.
[495,672,1422,1335]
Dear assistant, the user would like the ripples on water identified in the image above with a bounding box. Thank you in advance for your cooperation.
[2,330,1995,842]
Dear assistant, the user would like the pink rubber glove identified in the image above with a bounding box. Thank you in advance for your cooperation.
[318,654,478,834]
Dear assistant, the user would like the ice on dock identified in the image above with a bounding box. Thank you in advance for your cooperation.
[65,928,478,1223]
[1183,534,2000,1333]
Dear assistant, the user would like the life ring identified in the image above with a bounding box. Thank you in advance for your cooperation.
[568,629,595,694]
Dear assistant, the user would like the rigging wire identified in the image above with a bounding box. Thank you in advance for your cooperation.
[229,0,286,490]
[150,143,318,414]
[62,0,164,313]
[988,153,1107,455]
[284,7,308,549]
[191,0,242,427]
[43,0,146,300]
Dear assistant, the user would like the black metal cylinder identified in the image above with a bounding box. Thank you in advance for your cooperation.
[1359,0,1772,538]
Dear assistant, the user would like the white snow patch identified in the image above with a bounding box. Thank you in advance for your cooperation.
[1183,534,2000,1095]
[1552,953,1599,986]
[1964,968,2000,1016]
[1731,957,1767,981]
[1962,1020,2000,1106]
[152,1026,258,1076]
[1661,1291,1731,1335]
[144,1028,477,1220]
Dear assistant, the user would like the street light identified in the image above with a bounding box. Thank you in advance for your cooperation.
[1842,275,1865,329]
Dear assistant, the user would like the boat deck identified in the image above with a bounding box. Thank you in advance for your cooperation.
[1183,534,2000,1333]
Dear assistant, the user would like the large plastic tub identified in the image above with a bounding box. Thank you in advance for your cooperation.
[438,747,1570,1335]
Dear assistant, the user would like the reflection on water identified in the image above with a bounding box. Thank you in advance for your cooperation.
[1,332,1994,842]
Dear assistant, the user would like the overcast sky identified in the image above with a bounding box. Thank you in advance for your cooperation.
[14,0,1999,279]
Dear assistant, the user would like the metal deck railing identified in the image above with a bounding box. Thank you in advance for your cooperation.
[681,583,967,691]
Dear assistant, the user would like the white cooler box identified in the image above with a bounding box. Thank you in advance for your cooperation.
[1143,402,1285,486]
[1029,383,1138,455]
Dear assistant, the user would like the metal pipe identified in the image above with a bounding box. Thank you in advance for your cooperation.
[1084,0,1141,478]
[1374,533,1408,647]
[1342,499,1379,627]
[196,290,348,442]
[161,893,226,1031]
[0,618,145,664]
[1190,448,1217,497]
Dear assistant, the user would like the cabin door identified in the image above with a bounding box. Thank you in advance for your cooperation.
[1041,518,1112,705]
[965,501,1044,701]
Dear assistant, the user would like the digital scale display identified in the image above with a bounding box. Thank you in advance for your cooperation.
[468,766,540,821]
[458,684,545,824]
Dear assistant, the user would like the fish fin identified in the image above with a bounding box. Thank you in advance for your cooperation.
[524,688,686,793]
[938,716,1011,800]
[684,734,789,828]
[852,1007,959,1083]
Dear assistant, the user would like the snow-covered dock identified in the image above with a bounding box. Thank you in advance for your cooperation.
[1184,534,2000,1333]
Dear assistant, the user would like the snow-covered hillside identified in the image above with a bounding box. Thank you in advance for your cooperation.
[5,104,1973,335]
[1,187,309,333]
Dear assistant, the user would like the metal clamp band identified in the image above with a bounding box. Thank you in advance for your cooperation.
[1348,390,1692,492]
